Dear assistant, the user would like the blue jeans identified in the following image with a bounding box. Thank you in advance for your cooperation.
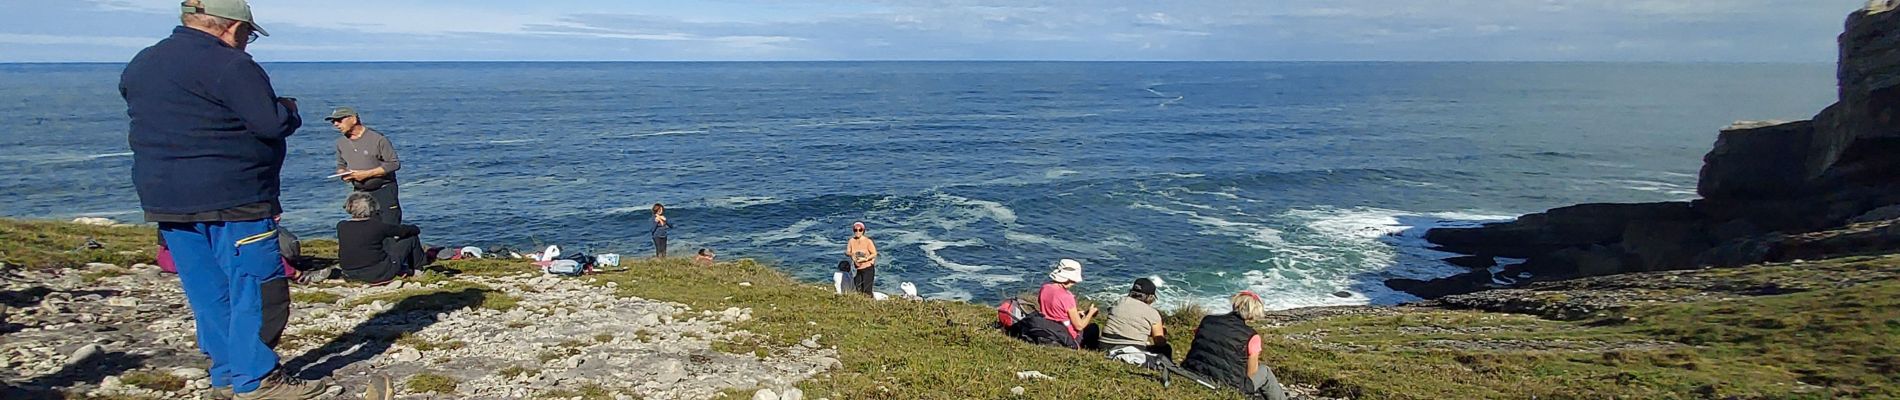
[160,219,290,394]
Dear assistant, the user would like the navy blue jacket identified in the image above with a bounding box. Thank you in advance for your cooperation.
[121,27,300,218]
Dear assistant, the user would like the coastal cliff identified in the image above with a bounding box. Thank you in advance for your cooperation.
[1395,2,1900,298]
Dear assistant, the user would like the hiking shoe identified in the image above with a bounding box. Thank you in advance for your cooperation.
[295,267,338,284]
[233,371,324,400]
[362,374,394,400]
[203,387,233,400]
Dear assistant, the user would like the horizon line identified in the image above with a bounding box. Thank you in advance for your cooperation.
[0,59,1835,65]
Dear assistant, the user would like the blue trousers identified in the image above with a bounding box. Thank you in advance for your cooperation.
[160,219,291,394]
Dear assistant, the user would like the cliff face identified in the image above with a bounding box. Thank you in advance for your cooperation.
[1394,4,1900,299]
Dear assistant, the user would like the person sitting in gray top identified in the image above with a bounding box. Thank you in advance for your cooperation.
[328,106,404,225]
[1101,278,1172,365]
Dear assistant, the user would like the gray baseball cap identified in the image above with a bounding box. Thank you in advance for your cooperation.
[325,107,358,121]
[181,0,268,37]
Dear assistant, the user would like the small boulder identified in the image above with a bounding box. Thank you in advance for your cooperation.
[1851,204,1900,224]
[72,217,118,226]
[170,367,209,380]
[1443,255,1497,270]
[67,344,103,365]
[753,388,779,400]
[781,387,804,400]
[390,347,423,363]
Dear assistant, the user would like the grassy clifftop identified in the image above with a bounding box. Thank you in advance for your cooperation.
[5,218,1896,399]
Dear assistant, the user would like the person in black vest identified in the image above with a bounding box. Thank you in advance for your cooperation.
[1180,291,1288,400]
[335,192,426,283]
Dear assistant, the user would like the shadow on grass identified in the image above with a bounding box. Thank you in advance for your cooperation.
[282,289,486,379]
[0,351,149,399]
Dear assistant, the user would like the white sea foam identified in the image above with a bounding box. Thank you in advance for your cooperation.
[792,119,892,128]
[750,219,831,247]
[705,196,781,209]
[35,151,134,164]
[1204,207,1516,311]
[1616,179,1697,198]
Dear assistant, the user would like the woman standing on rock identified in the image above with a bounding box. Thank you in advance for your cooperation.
[650,203,673,259]
[846,222,878,295]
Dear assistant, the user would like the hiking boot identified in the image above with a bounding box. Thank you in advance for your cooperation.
[362,374,394,400]
[233,371,324,400]
[295,267,338,285]
[203,387,233,400]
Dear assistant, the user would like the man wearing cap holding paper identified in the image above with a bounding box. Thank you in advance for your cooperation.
[328,107,405,225]
[120,0,329,399]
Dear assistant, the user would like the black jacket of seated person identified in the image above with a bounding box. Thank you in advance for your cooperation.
[1181,312,1257,391]
[337,218,424,283]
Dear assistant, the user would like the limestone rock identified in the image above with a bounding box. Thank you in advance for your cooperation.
[782,387,804,400]
[67,344,102,365]
[1850,204,1900,223]
[753,388,779,400]
[170,367,209,380]
[391,347,422,363]
[72,217,118,226]
[1698,120,1830,200]
[653,359,686,384]
[1425,202,1694,258]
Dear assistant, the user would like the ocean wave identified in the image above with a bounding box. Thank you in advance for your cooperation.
[705,196,782,209]
[32,151,133,165]
[485,139,538,145]
[606,129,709,139]
[1225,207,1512,310]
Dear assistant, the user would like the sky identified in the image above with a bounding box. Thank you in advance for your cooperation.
[0,0,1874,63]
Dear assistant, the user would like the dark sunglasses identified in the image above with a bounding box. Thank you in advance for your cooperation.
[244,24,260,44]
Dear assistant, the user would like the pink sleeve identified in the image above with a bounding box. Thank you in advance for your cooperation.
[1247,335,1262,358]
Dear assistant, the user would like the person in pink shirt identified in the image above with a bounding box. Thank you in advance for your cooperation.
[1037,259,1097,343]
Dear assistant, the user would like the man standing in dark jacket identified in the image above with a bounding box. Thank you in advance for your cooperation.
[120,1,323,398]
[327,106,404,225]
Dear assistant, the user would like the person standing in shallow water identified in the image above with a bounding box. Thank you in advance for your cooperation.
[650,203,673,258]
[846,222,878,295]
[328,106,403,225]
[120,0,331,398]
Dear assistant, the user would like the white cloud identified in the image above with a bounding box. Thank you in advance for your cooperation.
[0,33,156,47]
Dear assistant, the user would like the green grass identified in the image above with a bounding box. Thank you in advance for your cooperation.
[538,384,616,400]
[6,218,1894,399]
[590,258,1240,400]
[433,258,537,277]
[290,291,342,304]
[395,333,468,351]
[0,219,155,270]
[497,365,533,379]
[1253,281,1900,399]
[118,370,185,392]
[80,267,130,283]
[343,281,521,312]
[406,373,459,394]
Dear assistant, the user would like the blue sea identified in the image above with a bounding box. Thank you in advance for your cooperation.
[0,62,1836,309]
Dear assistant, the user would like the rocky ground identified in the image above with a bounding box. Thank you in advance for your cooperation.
[1,262,839,400]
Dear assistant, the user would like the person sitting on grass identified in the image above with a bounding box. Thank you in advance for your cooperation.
[1101,277,1173,365]
[1180,291,1289,400]
[334,192,426,284]
[1038,259,1097,347]
[695,248,715,266]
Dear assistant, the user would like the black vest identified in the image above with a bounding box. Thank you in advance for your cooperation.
[1181,313,1256,390]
